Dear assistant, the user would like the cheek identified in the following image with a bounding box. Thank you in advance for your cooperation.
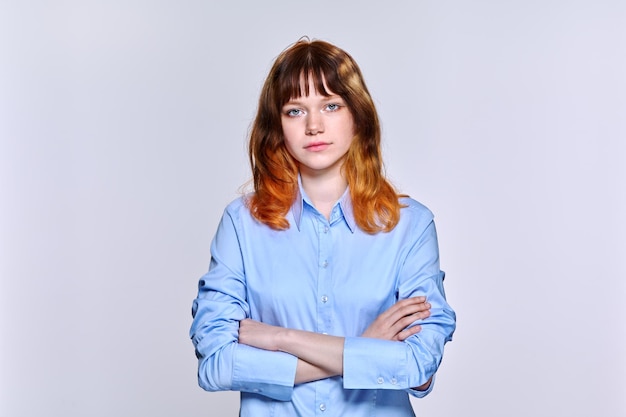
[281,120,297,141]
[283,141,297,159]
[341,121,356,144]
[340,115,356,138]
[281,121,302,147]
[281,134,299,159]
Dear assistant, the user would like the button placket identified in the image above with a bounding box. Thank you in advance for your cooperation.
[316,218,332,336]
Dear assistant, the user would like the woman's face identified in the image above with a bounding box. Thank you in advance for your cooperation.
[280,78,354,180]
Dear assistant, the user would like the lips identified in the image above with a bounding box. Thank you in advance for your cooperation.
[304,142,330,152]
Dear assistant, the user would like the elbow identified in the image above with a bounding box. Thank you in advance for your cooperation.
[409,374,436,398]
[414,375,433,391]
[190,316,240,392]
[196,353,232,392]
[197,374,220,392]
[193,336,235,392]
[197,375,224,393]
[406,328,448,387]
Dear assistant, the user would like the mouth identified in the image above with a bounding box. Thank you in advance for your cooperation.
[304,142,330,152]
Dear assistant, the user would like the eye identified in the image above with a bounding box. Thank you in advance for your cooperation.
[285,108,304,117]
[325,103,341,112]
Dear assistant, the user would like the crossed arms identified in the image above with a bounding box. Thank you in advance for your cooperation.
[238,296,433,390]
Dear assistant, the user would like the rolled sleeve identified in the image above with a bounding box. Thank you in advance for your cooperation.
[343,214,456,396]
[232,344,298,401]
[190,202,299,401]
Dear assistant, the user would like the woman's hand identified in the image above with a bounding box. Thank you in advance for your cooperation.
[238,318,284,351]
[361,296,431,341]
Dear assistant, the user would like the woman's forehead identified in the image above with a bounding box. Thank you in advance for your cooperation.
[285,71,334,100]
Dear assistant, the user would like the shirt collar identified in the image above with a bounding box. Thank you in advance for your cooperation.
[291,177,356,233]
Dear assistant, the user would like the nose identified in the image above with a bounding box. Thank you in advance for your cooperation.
[305,112,324,135]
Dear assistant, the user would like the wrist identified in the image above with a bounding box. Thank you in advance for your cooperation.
[275,326,291,352]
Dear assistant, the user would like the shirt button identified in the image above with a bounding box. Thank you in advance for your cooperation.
[377,377,384,384]
[322,260,328,268]
[321,295,328,303]
[319,403,326,411]
[390,377,398,385]
[324,226,329,233]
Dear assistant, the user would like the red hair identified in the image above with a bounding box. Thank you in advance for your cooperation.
[248,39,404,233]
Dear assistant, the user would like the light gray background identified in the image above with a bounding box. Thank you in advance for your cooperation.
[1,1,625,416]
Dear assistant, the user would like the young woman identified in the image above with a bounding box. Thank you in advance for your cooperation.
[190,38,456,416]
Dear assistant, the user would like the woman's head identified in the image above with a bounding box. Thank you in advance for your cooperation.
[263,38,378,139]
[248,39,401,233]
[250,38,381,179]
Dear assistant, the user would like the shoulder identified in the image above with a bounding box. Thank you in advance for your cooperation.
[219,193,285,240]
[223,194,253,220]
[397,196,435,232]
[399,196,434,220]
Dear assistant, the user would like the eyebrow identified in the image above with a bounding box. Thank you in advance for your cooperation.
[283,95,344,106]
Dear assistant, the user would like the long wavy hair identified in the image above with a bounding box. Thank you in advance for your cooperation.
[247,38,404,233]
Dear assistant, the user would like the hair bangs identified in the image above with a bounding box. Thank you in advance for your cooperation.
[276,47,343,104]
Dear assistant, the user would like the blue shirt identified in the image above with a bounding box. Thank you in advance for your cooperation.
[190,185,456,416]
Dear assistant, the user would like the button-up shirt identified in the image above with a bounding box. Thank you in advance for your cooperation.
[190,185,456,416]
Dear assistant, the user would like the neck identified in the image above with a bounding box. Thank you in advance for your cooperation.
[300,169,348,220]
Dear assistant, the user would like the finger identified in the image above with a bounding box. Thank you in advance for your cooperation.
[387,302,431,327]
[396,324,422,341]
[396,306,427,318]
[381,300,424,323]
[388,308,431,335]
[413,301,431,312]
[394,297,426,309]
[394,297,428,312]
[401,309,430,325]
[397,301,430,318]
[369,298,430,335]
[239,318,253,328]
[383,297,425,315]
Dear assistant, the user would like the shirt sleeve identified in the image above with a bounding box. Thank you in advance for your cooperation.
[190,206,298,401]
[342,219,456,396]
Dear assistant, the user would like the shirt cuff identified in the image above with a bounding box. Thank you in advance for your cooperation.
[231,343,298,401]
[343,337,410,390]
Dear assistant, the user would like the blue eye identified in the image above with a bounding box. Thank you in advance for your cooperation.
[286,108,303,117]
[325,103,340,112]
